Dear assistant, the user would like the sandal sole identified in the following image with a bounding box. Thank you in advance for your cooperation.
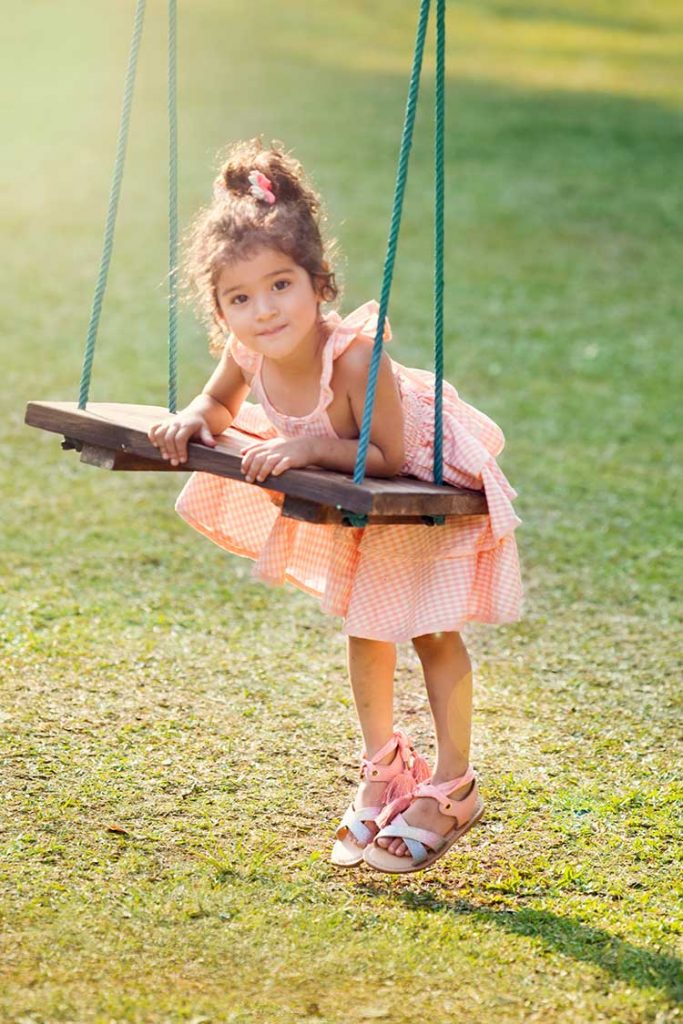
[330,832,376,868]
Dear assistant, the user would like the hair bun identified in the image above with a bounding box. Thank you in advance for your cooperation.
[216,138,319,213]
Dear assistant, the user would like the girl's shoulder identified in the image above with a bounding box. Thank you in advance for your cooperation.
[331,336,381,398]
[324,300,392,363]
[326,305,400,425]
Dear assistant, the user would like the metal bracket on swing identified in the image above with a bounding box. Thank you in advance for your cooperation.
[338,509,446,528]
[61,436,84,452]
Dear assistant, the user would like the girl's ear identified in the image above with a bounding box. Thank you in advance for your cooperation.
[313,267,329,300]
[213,303,230,334]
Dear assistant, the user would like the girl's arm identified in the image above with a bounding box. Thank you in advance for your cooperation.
[191,346,250,430]
[148,348,249,465]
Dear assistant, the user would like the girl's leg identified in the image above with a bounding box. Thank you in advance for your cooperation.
[375,631,473,856]
[344,635,397,848]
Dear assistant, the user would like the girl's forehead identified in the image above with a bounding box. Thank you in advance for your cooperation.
[217,247,297,285]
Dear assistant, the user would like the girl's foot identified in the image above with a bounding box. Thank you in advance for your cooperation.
[345,747,398,849]
[374,774,473,857]
[363,769,483,874]
[331,730,431,867]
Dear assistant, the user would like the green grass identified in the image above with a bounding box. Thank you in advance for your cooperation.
[1,1,682,1021]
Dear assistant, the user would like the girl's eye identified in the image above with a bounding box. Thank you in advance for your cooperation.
[231,294,248,305]
[273,279,290,291]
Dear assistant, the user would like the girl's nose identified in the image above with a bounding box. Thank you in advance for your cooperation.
[254,293,277,319]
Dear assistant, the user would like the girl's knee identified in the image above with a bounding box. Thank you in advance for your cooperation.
[348,634,395,651]
[411,630,463,660]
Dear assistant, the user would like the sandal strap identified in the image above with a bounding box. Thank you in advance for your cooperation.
[375,813,443,864]
[336,802,383,844]
[413,768,477,821]
[359,729,416,781]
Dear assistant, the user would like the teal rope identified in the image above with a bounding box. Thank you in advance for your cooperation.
[433,0,445,485]
[353,0,431,484]
[78,0,147,410]
[167,0,179,413]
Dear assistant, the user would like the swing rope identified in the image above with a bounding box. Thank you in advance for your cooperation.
[78,0,179,414]
[434,0,445,486]
[78,0,146,410]
[352,0,430,484]
[168,0,179,414]
[353,0,446,489]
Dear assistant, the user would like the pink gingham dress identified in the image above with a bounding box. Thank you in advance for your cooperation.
[175,301,522,642]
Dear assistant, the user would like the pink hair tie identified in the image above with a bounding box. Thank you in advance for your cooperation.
[248,170,276,205]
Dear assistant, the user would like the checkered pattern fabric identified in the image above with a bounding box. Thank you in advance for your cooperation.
[176,302,523,642]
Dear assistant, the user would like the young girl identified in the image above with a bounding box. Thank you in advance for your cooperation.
[149,139,523,875]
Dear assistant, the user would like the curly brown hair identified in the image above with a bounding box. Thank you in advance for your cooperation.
[183,138,340,355]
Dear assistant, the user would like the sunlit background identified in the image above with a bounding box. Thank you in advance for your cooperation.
[2,2,681,1020]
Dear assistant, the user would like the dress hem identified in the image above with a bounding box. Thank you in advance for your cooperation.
[176,504,523,643]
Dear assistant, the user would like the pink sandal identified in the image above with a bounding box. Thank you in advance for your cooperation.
[362,767,484,874]
[330,729,430,868]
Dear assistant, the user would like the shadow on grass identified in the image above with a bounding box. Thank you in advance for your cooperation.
[359,885,683,1002]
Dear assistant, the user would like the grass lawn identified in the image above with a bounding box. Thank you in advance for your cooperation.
[1,1,681,1021]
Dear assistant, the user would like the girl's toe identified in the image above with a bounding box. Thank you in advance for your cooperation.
[375,835,410,857]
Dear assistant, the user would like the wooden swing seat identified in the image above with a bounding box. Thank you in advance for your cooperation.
[25,401,488,525]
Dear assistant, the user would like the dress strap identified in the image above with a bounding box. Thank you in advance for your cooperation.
[318,300,393,410]
[324,300,392,357]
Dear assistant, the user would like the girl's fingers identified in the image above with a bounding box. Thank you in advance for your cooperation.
[242,450,275,483]
[150,419,176,442]
[245,454,267,483]
[241,445,270,476]
[149,423,169,449]
[269,457,292,477]
[149,418,216,466]
[240,444,266,464]
[240,450,255,477]
[173,425,198,464]
[256,452,286,482]
[164,423,183,464]
[241,443,293,482]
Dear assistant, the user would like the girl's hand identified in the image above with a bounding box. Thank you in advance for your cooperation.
[240,437,316,483]
[148,413,217,466]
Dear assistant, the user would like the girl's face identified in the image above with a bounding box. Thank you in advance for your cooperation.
[215,248,321,363]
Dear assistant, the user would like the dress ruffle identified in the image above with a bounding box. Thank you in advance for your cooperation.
[176,301,523,642]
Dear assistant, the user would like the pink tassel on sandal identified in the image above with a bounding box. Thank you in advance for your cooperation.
[375,735,431,830]
[411,750,431,784]
[376,793,413,830]
[381,736,429,799]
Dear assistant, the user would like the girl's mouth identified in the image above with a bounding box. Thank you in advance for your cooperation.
[259,324,286,337]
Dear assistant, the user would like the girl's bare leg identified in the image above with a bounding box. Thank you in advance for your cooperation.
[344,635,397,848]
[375,631,473,856]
